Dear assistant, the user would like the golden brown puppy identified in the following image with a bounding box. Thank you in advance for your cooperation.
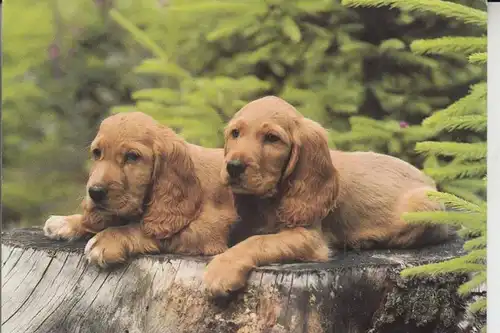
[44,112,237,266]
[203,96,453,297]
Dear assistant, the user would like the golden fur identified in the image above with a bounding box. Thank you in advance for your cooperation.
[44,112,237,265]
[203,96,453,297]
[43,101,452,298]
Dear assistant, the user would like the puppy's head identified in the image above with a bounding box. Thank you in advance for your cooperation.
[222,96,339,226]
[86,112,200,224]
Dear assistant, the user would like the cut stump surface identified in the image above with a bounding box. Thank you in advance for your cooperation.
[1,227,479,333]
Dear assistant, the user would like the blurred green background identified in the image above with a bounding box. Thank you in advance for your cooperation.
[1,0,486,229]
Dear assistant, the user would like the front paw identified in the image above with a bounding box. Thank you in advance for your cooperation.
[44,215,82,241]
[141,222,173,240]
[203,254,251,298]
[84,230,128,268]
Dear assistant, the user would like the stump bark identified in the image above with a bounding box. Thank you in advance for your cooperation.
[1,227,479,333]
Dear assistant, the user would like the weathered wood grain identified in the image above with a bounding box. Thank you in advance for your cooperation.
[1,227,482,333]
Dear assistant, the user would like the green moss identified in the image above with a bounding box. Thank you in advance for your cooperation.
[370,271,471,332]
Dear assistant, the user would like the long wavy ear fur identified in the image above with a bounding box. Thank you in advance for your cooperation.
[277,118,339,228]
[141,126,203,239]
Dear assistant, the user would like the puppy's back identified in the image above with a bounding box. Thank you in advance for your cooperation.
[324,150,444,246]
[330,150,436,199]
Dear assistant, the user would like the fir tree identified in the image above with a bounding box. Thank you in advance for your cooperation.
[108,0,482,158]
[332,0,485,166]
[343,0,487,330]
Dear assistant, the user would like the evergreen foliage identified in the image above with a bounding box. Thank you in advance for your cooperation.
[343,0,487,329]
[108,0,484,159]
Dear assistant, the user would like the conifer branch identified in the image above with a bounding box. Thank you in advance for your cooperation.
[415,142,487,160]
[463,236,486,251]
[439,184,484,205]
[469,52,487,64]
[425,191,483,213]
[469,298,486,314]
[457,272,486,296]
[423,82,486,127]
[401,260,485,277]
[341,0,487,28]
[434,115,487,133]
[402,211,485,229]
[411,37,486,56]
[424,163,486,181]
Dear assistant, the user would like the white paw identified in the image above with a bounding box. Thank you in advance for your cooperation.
[84,236,98,256]
[84,236,105,267]
[43,216,77,241]
[84,233,127,268]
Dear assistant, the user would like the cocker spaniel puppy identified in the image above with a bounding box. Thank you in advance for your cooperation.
[44,112,237,266]
[203,96,453,297]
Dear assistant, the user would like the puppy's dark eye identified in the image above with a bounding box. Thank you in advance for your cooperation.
[231,129,240,139]
[125,152,140,163]
[92,148,102,160]
[264,133,280,143]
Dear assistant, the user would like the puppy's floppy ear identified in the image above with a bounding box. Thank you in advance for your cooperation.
[141,126,203,239]
[223,126,230,156]
[277,118,339,228]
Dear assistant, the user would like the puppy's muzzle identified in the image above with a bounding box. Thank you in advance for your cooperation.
[226,159,247,179]
[88,185,108,203]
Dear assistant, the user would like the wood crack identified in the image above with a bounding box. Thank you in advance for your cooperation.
[2,227,482,333]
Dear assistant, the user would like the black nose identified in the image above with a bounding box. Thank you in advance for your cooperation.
[88,185,108,203]
[226,160,247,178]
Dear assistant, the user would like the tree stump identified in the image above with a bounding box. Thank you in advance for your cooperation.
[1,227,480,333]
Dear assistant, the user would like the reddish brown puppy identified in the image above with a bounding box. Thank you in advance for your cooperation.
[44,112,237,266]
[203,96,453,297]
